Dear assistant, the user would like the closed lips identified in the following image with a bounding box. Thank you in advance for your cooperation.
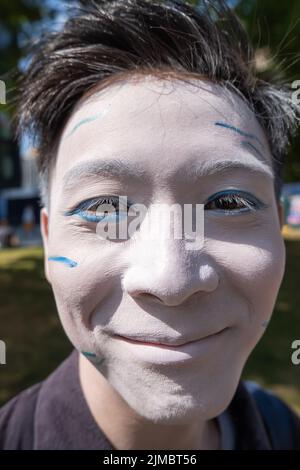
[115,328,227,349]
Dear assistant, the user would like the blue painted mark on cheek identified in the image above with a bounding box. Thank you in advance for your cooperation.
[82,351,105,366]
[82,351,97,358]
[48,256,78,268]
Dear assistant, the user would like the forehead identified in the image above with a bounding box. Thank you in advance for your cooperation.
[54,76,273,186]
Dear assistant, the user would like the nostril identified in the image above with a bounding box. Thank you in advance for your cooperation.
[144,292,162,302]
[131,290,163,303]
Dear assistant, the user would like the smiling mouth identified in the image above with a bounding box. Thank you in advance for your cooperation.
[114,328,228,349]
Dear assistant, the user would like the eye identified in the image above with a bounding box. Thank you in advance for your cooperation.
[65,196,132,223]
[204,190,265,214]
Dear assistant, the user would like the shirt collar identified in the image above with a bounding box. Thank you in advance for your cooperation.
[34,349,115,450]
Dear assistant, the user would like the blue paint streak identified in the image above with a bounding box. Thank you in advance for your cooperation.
[214,121,264,149]
[82,351,97,358]
[65,112,104,139]
[48,256,78,268]
[65,209,128,224]
[82,351,105,366]
[242,140,265,159]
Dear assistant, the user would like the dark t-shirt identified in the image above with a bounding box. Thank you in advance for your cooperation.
[1,349,300,450]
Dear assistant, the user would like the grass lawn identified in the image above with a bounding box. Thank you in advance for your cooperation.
[0,247,73,405]
[0,243,300,413]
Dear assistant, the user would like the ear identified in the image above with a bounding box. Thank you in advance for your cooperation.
[277,199,285,231]
[40,207,51,284]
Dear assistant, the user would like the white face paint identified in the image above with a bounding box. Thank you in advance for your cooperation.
[41,76,285,426]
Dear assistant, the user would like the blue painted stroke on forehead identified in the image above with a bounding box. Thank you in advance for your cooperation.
[64,107,111,140]
[241,141,265,160]
[214,121,265,149]
[214,121,267,160]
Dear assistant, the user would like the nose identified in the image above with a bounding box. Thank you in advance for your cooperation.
[123,261,219,307]
[121,206,219,307]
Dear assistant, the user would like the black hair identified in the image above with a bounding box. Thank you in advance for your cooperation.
[15,0,300,206]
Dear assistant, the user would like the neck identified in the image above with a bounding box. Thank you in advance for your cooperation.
[78,354,221,450]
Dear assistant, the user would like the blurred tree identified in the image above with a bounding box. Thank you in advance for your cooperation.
[236,0,300,183]
[1,1,41,77]
[0,0,63,120]
[1,0,299,181]
[0,0,65,74]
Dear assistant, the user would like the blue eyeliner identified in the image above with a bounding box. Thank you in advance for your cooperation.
[205,189,267,214]
[206,189,263,205]
[48,256,78,268]
[65,209,128,224]
[64,196,130,223]
[214,121,264,149]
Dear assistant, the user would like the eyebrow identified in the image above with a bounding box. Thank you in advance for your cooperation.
[61,156,274,194]
[187,158,274,181]
[62,158,148,191]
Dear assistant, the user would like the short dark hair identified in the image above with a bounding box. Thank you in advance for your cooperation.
[15,0,300,207]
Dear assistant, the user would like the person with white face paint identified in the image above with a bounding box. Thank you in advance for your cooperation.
[1,0,300,451]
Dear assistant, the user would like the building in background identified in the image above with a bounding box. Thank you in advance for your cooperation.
[281,183,300,240]
[0,113,21,190]
[0,112,41,247]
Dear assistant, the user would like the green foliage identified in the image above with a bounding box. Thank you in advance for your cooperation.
[0,1,42,76]
[236,0,300,183]
[0,247,73,406]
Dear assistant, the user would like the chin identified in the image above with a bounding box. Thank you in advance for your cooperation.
[111,373,238,426]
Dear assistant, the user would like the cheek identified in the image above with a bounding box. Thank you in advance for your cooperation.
[229,236,285,315]
[46,224,124,348]
[209,228,285,345]
[208,215,286,309]
[204,227,286,376]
